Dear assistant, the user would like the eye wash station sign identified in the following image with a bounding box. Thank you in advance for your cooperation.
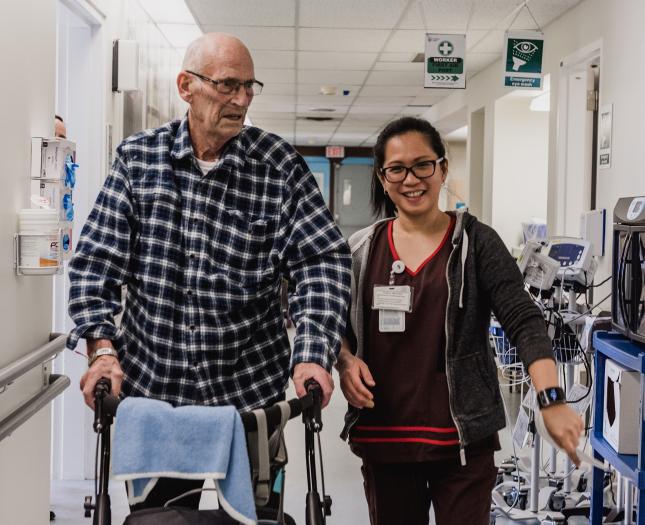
[503,31,544,89]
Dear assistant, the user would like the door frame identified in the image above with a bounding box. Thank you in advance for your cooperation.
[554,40,602,236]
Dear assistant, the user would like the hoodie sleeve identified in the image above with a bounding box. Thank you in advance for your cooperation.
[475,223,554,369]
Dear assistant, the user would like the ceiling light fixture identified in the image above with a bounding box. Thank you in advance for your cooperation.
[319,85,338,96]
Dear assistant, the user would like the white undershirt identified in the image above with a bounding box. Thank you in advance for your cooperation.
[195,157,217,175]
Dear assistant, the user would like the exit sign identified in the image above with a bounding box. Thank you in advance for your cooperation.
[325,146,345,159]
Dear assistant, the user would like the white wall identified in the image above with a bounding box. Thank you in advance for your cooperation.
[492,95,549,248]
[425,0,645,307]
[0,1,57,523]
[443,140,467,210]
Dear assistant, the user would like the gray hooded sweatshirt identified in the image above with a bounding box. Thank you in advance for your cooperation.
[340,209,554,462]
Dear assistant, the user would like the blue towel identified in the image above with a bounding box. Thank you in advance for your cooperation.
[112,397,256,525]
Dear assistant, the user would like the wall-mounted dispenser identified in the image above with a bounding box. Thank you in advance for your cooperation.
[15,137,77,275]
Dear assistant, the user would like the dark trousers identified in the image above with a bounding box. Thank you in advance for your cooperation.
[128,478,204,512]
[360,453,497,525]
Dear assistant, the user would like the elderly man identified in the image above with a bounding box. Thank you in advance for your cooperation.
[68,32,350,496]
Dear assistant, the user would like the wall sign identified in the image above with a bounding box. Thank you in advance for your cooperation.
[598,104,613,169]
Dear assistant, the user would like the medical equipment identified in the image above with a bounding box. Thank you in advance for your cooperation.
[517,241,559,291]
[612,195,645,344]
[544,238,597,287]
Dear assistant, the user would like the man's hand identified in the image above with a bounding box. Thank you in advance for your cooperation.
[80,356,124,410]
[337,351,375,409]
[292,362,334,408]
[540,403,584,467]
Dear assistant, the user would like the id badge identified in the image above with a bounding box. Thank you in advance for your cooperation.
[379,309,405,332]
[372,285,413,312]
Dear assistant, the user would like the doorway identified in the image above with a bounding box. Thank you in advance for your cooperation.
[333,160,376,238]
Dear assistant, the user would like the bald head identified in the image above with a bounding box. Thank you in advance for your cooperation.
[182,33,253,74]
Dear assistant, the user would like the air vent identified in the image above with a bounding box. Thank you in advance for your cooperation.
[411,52,425,63]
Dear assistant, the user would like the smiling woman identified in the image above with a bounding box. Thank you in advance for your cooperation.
[335,118,584,525]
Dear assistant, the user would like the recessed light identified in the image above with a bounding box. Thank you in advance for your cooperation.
[320,85,338,96]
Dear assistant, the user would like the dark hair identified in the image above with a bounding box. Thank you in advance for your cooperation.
[55,114,64,123]
[371,117,447,218]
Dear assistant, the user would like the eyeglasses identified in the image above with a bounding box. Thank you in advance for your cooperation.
[185,70,264,96]
[380,158,444,183]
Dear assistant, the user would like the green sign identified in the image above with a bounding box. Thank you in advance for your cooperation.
[503,31,544,90]
[427,57,464,75]
[425,33,466,89]
[505,37,543,74]
[504,76,541,88]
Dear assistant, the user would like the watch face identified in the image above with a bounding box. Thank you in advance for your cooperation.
[548,388,558,401]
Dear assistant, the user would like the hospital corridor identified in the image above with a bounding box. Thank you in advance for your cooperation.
[2,1,645,524]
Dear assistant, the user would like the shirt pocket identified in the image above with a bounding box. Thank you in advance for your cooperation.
[132,183,182,262]
[216,208,277,286]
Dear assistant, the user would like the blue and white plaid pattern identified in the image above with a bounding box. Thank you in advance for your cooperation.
[68,116,351,410]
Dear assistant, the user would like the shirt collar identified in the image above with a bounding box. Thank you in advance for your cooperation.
[170,114,194,160]
[171,113,247,172]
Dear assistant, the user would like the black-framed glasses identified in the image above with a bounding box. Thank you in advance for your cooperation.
[380,158,444,183]
[186,70,264,96]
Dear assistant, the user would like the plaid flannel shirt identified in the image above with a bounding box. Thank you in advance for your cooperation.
[68,116,351,410]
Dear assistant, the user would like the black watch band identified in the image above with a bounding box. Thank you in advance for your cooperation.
[536,387,566,409]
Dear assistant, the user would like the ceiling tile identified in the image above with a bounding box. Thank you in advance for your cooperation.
[468,30,505,54]
[299,0,407,29]
[201,25,295,50]
[380,52,417,62]
[188,0,295,26]
[251,50,295,69]
[373,61,424,72]
[248,110,296,120]
[260,83,296,96]
[255,68,296,84]
[353,96,412,107]
[345,110,398,121]
[298,69,369,85]
[299,28,390,52]
[365,70,425,86]
[298,51,377,70]
[383,30,427,54]
[360,86,423,97]
[398,0,475,30]
[297,94,355,106]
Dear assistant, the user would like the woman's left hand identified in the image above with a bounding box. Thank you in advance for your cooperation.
[540,403,584,466]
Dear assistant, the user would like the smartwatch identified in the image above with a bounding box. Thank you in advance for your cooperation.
[536,386,566,409]
[88,347,118,367]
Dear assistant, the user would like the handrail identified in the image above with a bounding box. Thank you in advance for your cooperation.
[0,373,70,442]
[0,333,67,390]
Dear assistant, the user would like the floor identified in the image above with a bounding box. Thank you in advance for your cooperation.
[52,361,582,525]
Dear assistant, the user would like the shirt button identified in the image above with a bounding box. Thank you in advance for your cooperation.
[193,361,199,368]
[189,325,196,331]
[186,290,193,296]
[189,253,195,260]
